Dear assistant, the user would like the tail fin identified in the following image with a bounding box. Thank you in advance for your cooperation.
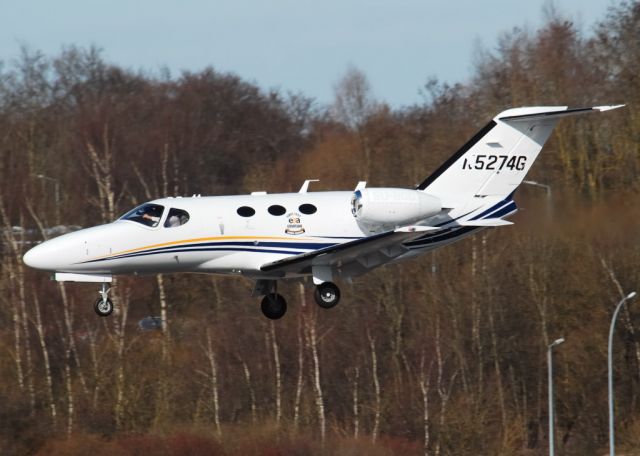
[417,105,623,208]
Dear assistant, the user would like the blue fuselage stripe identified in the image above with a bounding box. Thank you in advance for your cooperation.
[82,246,309,263]
[80,240,338,264]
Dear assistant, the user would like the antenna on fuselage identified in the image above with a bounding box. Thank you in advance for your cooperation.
[299,179,319,193]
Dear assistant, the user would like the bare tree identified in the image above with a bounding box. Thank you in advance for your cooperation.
[205,327,222,437]
[368,328,382,443]
[332,65,377,180]
[302,285,326,443]
[31,293,57,426]
[293,284,306,429]
[419,356,434,456]
[270,321,282,427]
[351,366,360,439]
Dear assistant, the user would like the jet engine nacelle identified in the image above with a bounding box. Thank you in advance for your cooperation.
[351,188,442,231]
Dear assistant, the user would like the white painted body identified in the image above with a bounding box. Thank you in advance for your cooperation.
[26,192,363,277]
[23,105,622,299]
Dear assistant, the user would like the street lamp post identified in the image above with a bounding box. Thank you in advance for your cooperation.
[548,337,565,456]
[608,291,637,456]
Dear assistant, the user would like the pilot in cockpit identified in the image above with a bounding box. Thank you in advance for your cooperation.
[142,212,160,224]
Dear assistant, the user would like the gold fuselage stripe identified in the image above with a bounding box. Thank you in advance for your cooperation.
[91,235,322,261]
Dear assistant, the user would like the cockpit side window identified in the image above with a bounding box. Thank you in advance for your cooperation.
[120,203,165,227]
[164,208,190,228]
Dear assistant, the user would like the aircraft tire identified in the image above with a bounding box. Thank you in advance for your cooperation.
[314,282,341,309]
[261,293,287,319]
[94,297,114,317]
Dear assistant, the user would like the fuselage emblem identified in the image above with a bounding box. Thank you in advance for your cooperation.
[285,212,305,235]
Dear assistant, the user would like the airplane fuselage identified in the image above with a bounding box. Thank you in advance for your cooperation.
[25,192,374,278]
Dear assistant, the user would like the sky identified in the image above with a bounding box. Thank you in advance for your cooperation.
[0,0,615,107]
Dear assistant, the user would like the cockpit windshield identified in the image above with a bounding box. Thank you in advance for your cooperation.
[120,204,165,227]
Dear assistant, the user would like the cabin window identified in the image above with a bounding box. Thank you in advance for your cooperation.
[164,208,190,227]
[237,206,255,217]
[268,205,286,216]
[299,203,317,215]
[120,203,165,227]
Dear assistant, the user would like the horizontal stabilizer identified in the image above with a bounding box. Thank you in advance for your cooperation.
[459,219,513,227]
[499,105,625,122]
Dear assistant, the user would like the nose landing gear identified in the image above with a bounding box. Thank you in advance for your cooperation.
[94,282,113,317]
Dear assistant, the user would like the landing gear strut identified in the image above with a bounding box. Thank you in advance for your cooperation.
[94,282,113,317]
[314,282,341,309]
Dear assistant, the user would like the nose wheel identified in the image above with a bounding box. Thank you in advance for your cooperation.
[94,282,114,317]
[94,297,114,316]
[314,282,341,309]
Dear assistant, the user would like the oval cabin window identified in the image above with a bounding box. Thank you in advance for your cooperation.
[299,203,317,215]
[268,205,286,216]
[237,206,256,217]
[164,208,190,227]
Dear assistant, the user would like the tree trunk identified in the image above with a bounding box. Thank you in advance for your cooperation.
[471,236,484,408]
[420,357,434,456]
[206,328,222,437]
[488,296,508,444]
[111,283,130,431]
[270,321,282,427]
[7,264,25,392]
[32,294,57,426]
[86,323,101,411]
[303,285,325,443]
[294,285,306,429]
[435,317,458,456]
[64,347,74,435]
[240,357,257,424]
[352,366,360,439]
[368,329,382,443]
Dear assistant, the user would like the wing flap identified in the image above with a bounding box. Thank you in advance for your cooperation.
[458,218,513,227]
[260,226,436,275]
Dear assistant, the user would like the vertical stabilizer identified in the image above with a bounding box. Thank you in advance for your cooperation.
[417,105,623,208]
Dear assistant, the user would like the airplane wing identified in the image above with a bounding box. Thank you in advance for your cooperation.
[260,226,436,277]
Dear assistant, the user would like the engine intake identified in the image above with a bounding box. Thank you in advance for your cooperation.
[351,188,442,231]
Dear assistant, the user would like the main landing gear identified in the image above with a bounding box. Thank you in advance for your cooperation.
[261,293,287,320]
[94,282,113,317]
[254,280,342,320]
[314,282,341,309]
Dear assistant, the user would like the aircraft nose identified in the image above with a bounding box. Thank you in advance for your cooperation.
[23,243,50,270]
[23,234,78,271]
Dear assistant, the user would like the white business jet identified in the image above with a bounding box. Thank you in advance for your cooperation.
[23,105,622,319]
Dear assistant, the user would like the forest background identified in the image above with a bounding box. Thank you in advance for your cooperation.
[1,2,640,455]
